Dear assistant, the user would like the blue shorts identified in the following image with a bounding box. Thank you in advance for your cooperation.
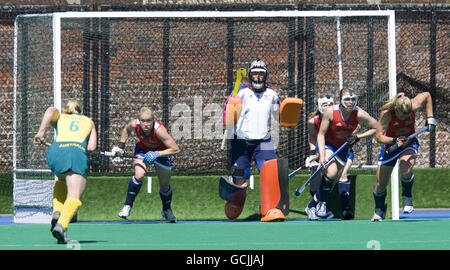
[134,144,173,170]
[316,144,352,166]
[229,136,277,179]
[378,139,419,167]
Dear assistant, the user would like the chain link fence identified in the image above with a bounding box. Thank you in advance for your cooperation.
[1,4,448,184]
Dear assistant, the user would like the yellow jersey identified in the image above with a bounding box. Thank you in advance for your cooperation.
[55,113,93,149]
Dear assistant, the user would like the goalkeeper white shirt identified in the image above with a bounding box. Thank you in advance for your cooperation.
[235,86,280,140]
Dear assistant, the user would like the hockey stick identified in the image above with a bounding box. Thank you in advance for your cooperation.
[220,68,247,150]
[96,150,141,160]
[294,141,349,196]
[288,157,319,180]
[42,142,140,159]
[385,126,428,155]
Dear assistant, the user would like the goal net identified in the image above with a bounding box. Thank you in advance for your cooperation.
[13,10,398,222]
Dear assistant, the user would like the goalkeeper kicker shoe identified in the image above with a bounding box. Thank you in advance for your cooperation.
[402,196,414,214]
[261,208,285,222]
[118,205,132,220]
[51,223,69,244]
[162,208,176,223]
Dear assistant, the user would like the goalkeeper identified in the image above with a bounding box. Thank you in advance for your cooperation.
[34,100,97,244]
[372,91,436,221]
[221,59,282,221]
[112,107,180,223]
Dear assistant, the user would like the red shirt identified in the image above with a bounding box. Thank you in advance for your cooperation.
[325,105,358,148]
[135,119,167,152]
[385,110,415,138]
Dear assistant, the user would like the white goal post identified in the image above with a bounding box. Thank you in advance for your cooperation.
[13,10,399,222]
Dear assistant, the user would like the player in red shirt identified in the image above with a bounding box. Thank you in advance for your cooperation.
[111,107,180,222]
[305,95,359,220]
[315,88,378,218]
[371,92,436,221]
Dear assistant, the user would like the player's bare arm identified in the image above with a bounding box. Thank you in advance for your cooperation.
[307,117,317,151]
[156,125,180,156]
[355,109,377,140]
[119,119,137,144]
[34,106,60,145]
[317,107,333,167]
[375,110,393,144]
[411,91,433,117]
[87,119,97,152]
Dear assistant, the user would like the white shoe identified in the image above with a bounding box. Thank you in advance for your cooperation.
[305,206,319,221]
[371,208,385,222]
[402,196,414,214]
[315,202,334,219]
[118,205,132,220]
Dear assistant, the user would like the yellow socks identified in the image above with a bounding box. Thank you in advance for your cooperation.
[57,197,82,229]
[52,180,67,214]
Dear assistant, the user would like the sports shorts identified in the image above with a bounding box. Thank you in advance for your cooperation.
[229,135,277,178]
[134,144,173,170]
[315,144,354,166]
[378,138,419,167]
[46,142,89,178]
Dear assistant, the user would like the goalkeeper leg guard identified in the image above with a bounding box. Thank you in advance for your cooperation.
[259,158,289,222]
[219,176,248,219]
[57,197,82,230]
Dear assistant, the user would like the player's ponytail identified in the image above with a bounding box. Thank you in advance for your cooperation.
[380,93,410,112]
[63,100,82,114]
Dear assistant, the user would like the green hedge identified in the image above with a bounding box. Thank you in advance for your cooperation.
[0,168,448,220]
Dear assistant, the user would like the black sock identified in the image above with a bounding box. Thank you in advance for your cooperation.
[160,186,173,210]
[339,179,351,210]
[373,185,387,210]
[401,174,414,198]
[124,176,142,207]
[318,175,334,203]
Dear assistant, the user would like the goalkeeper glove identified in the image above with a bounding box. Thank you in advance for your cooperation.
[143,151,160,165]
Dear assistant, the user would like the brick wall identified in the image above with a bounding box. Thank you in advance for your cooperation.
[1,4,449,174]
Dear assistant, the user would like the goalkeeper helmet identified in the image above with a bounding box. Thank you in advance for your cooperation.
[317,95,334,114]
[248,59,268,92]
